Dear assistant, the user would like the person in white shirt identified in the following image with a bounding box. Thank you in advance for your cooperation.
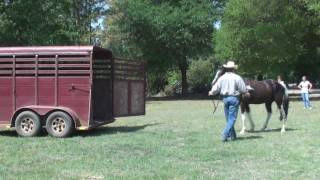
[298,76,312,109]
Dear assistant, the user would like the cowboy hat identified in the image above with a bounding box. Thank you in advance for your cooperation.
[223,61,238,69]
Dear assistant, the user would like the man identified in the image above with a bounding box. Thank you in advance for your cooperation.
[209,61,246,142]
[298,76,312,109]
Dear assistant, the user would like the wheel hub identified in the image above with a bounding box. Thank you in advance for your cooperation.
[21,118,34,133]
[51,118,66,133]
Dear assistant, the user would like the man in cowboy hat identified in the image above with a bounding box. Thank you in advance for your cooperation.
[209,61,246,142]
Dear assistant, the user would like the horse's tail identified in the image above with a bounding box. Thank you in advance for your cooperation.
[280,82,289,118]
[274,80,289,118]
[283,91,289,117]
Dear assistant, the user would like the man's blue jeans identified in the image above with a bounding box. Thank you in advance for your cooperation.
[223,96,240,140]
[301,92,311,108]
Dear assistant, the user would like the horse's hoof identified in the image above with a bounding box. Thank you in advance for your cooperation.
[249,125,255,132]
[239,130,245,135]
[260,127,267,131]
[281,129,286,133]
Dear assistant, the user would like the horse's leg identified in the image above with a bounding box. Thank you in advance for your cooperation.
[276,99,286,133]
[261,102,272,131]
[240,103,246,135]
[245,105,255,131]
[280,106,287,133]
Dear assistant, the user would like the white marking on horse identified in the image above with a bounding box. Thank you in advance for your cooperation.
[240,113,246,135]
[246,85,254,91]
[239,112,255,134]
[280,107,286,133]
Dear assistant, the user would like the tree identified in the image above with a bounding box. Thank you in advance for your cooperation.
[0,0,106,46]
[70,0,107,44]
[105,0,221,95]
[215,0,319,80]
[294,0,320,82]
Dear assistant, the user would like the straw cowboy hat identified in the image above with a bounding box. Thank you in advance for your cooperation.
[223,61,238,69]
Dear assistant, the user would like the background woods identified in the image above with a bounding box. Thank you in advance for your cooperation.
[0,0,106,45]
[0,0,319,95]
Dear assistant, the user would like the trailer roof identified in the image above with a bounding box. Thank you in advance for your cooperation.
[0,46,112,57]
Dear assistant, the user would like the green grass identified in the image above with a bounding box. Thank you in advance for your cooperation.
[0,100,320,179]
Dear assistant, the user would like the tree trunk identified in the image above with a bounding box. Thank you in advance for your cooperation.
[179,58,188,96]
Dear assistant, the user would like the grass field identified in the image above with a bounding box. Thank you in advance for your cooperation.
[0,100,320,179]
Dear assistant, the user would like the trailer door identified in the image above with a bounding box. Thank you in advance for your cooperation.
[91,58,114,125]
[113,59,145,117]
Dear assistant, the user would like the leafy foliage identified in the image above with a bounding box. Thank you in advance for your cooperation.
[0,0,319,92]
[188,58,215,93]
[215,0,320,81]
[105,0,221,94]
[0,0,106,46]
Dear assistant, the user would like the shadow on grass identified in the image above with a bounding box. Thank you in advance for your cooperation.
[0,129,49,137]
[0,123,160,138]
[147,94,214,101]
[76,123,160,137]
[251,128,298,133]
[235,135,263,141]
[0,130,17,137]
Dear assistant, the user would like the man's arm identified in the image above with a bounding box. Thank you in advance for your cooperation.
[209,79,221,96]
[237,77,247,94]
[298,82,302,89]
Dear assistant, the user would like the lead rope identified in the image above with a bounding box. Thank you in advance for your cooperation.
[212,95,221,116]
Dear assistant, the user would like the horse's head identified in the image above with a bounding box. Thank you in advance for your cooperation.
[211,67,226,86]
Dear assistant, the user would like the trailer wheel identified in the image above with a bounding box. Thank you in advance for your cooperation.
[15,111,42,137]
[46,111,74,138]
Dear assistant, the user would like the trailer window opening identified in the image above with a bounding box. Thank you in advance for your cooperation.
[113,59,145,81]
[93,58,112,80]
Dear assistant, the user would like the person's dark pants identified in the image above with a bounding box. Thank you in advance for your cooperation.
[223,96,240,141]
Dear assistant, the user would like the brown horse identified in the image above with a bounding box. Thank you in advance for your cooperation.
[211,68,289,134]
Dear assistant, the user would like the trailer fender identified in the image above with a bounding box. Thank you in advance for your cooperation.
[11,106,83,128]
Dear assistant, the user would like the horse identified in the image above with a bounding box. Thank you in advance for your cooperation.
[211,68,289,134]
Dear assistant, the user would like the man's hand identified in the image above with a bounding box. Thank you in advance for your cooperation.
[242,92,251,99]
[208,91,213,96]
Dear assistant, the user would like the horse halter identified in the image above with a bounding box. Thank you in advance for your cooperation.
[210,68,224,116]
[211,95,220,115]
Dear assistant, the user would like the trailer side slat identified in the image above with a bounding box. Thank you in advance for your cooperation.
[42,64,90,68]
[0,64,13,68]
[0,58,14,61]
[0,52,90,56]
[8,57,91,62]
[115,69,143,74]
[1,64,91,68]
[0,70,12,74]
[14,70,90,75]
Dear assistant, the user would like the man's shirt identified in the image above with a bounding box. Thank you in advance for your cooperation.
[210,72,247,96]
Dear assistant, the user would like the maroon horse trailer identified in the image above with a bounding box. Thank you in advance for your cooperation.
[0,46,145,137]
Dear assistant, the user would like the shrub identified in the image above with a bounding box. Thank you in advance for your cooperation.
[146,71,167,95]
[164,71,182,96]
[188,59,215,93]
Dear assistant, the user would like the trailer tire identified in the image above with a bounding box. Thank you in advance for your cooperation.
[46,111,74,138]
[15,111,42,137]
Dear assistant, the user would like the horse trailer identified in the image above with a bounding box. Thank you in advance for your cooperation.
[0,46,145,137]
